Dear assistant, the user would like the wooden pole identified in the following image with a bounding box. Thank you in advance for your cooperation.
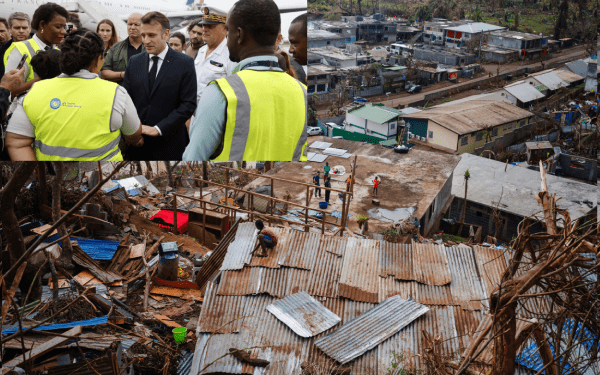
[202,201,207,246]
[321,210,326,234]
[305,185,310,232]
[270,177,274,224]
[38,162,48,207]
[225,169,230,206]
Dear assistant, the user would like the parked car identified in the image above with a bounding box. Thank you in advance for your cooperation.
[307,126,323,136]
[326,122,344,130]
[407,85,421,94]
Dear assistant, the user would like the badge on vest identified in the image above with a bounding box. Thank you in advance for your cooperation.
[210,60,224,67]
[50,98,61,110]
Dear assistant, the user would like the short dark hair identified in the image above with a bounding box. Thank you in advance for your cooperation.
[170,32,186,46]
[230,0,280,47]
[141,11,170,33]
[255,220,264,230]
[59,29,104,75]
[0,18,8,29]
[69,12,82,28]
[31,3,69,31]
[187,18,202,33]
[31,49,61,79]
[291,13,307,35]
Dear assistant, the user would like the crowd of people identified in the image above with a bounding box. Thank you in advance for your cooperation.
[0,0,308,161]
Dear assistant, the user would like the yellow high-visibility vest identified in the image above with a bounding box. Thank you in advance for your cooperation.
[3,38,44,82]
[210,70,307,161]
[23,77,123,161]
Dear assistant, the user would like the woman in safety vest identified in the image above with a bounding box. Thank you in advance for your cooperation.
[4,3,69,97]
[5,29,144,161]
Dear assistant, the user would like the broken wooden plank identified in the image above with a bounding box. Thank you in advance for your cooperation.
[149,286,203,302]
[72,245,122,283]
[1,325,82,373]
[129,244,145,259]
[153,314,181,328]
[31,224,58,237]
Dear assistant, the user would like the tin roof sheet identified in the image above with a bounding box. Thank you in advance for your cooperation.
[445,246,487,310]
[379,242,414,281]
[307,245,346,298]
[266,292,341,338]
[314,295,429,364]
[278,231,322,270]
[339,238,380,303]
[220,222,257,270]
[247,227,288,268]
[197,282,247,333]
[472,245,508,297]
[531,72,569,91]
[413,282,453,305]
[412,242,452,286]
[554,69,584,83]
[378,276,413,302]
[504,82,546,102]
[343,300,379,374]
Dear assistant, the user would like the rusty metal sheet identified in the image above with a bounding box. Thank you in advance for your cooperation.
[453,308,484,352]
[377,306,460,372]
[278,230,322,270]
[286,267,311,296]
[256,267,289,298]
[217,267,258,296]
[314,295,429,364]
[197,282,247,333]
[413,282,453,305]
[247,227,289,268]
[341,300,379,374]
[445,246,487,310]
[379,242,414,281]
[266,292,341,338]
[307,246,345,298]
[220,222,257,271]
[412,241,452,286]
[339,238,380,303]
[378,276,413,303]
[322,235,348,257]
[472,245,508,297]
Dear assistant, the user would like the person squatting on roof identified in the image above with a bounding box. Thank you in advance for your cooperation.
[5,29,144,161]
[253,220,278,258]
[183,0,307,161]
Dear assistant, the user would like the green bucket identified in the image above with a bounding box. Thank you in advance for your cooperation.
[173,327,187,344]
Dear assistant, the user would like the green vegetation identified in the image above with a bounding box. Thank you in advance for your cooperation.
[387,352,411,375]
[433,233,468,242]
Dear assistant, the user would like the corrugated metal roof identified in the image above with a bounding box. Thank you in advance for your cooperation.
[445,246,487,310]
[278,231,322,270]
[412,242,452,286]
[472,245,507,297]
[413,282,453,305]
[322,235,347,256]
[314,295,429,364]
[377,306,460,371]
[307,243,346,298]
[343,300,379,374]
[197,282,248,333]
[247,227,288,268]
[178,350,195,375]
[379,242,414,281]
[285,267,312,296]
[554,69,584,83]
[504,82,546,102]
[220,222,257,271]
[444,22,505,33]
[531,72,568,91]
[75,238,120,260]
[378,276,413,303]
[347,105,402,124]
[339,237,380,303]
[565,60,588,78]
[266,292,341,338]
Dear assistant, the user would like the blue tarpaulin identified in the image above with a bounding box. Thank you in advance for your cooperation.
[555,113,561,121]
[1,316,109,335]
[565,111,573,125]
[73,238,119,260]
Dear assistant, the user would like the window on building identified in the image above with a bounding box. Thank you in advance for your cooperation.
[390,123,396,130]
[327,41,330,45]
[503,125,507,130]
[492,128,498,137]
[476,211,483,217]
[429,199,436,218]
[476,132,483,141]
[461,136,468,146]
[428,131,433,138]
[520,120,526,126]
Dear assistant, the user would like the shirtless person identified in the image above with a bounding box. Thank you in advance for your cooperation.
[253,220,278,257]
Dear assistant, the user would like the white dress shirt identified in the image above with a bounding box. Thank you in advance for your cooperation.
[193,38,235,103]
[147,45,170,136]
[6,34,53,82]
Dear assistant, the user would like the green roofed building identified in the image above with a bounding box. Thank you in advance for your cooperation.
[344,103,422,142]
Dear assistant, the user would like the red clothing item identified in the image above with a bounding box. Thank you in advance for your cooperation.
[374,180,380,188]
[261,228,278,246]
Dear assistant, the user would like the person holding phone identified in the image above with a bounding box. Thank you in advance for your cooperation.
[0,66,25,120]
[5,30,144,161]
[4,3,68,97]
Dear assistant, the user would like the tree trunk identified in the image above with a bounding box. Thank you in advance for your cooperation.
[1,162,38,266]
[492,302,518,375]
[164,162,174,188]
[52,162,74,267]
[144,161,152,179]
[264,161,273,172]
[202,161,209,187]
[134,161,143,175]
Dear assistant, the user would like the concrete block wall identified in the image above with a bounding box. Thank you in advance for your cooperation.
[555,154,598,183]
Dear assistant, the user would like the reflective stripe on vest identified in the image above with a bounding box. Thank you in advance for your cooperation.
[23,77,123,161]
[3,39,42,82]
[211,70,307,161]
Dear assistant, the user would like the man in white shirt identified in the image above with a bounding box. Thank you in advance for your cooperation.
[193,6,235,106]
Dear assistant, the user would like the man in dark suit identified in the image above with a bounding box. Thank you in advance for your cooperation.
[123,11,197,160]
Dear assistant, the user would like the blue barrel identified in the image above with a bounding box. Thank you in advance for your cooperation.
[157,252,179,281]
[319,202,329,209]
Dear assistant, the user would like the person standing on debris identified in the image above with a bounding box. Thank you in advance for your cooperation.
[324,175,331,203]
[313,171,321,198]
[6,30,144,160]
[323,162,331,176]
[372,176,380,197]
[100,13,145,85]
[254,220,278,257]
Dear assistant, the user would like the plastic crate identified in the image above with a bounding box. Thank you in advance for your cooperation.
[151,210,189,233]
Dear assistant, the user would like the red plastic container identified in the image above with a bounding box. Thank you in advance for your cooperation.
[151,210,189,233]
